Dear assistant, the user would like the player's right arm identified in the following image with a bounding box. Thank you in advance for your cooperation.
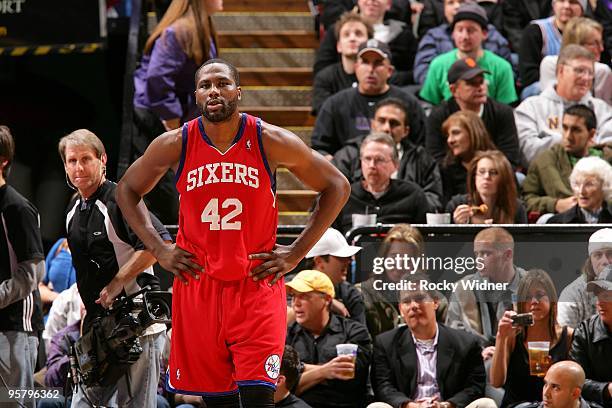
[116,129,202,284]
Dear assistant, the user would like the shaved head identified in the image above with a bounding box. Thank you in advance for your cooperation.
[549,361,585,388]
[543,361,584,408]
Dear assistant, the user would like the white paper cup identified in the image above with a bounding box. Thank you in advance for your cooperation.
[352,213,377,228]
[426,213,451,224]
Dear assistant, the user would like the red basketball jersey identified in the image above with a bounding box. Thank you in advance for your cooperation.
[175,113,277,281]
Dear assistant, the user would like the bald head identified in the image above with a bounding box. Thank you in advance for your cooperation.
[543,361,585,408]
[549,361,585,388]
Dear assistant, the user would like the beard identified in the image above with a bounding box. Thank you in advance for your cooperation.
[201,96,239,123]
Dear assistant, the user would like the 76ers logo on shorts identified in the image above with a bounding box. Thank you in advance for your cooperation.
[264,354,281,379]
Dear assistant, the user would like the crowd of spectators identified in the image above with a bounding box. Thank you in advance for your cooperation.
[311,0,611,230]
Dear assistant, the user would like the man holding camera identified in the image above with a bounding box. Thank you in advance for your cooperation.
[59,129,171,407]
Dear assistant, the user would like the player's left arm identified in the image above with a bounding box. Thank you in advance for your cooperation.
[249,123,350,283]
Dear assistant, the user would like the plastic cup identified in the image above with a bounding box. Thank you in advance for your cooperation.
[336,343,358,379]
[352,213,376,228]
[528,341,551,377]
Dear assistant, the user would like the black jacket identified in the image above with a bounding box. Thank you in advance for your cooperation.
[336,280,367,327]
[335,179,428,233]
[547,203,612,224]
[312,86,426,156]
[332,138,442,211]
[311,63,405,116]
[501,0,552,51]
[371,324,486,408]
[570,315,612,407]
[440,160,467,206]
[426,98,520,167]
[311,63,357,116]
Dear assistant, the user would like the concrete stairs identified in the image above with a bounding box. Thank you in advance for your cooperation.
[216,0,317,225]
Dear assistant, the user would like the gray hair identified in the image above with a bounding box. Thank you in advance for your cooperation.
[58,129,106,163]
[570,156,612,201]
[556,44,595,74]
[360,132,399,163]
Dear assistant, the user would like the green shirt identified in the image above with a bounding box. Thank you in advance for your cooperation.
[568,147,603,167]
[419,49,518,105]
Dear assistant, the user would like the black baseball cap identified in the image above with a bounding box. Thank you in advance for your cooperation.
[447,57,489,84]
[452,3,488,30]
[357,39,392,60]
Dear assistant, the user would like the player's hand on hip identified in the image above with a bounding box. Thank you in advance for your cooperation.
[248,244,299,285]
[156,243,203,285]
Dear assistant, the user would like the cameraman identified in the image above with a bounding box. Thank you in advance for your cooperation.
[59,129,171,407]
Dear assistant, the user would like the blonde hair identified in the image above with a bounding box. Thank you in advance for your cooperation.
[58,129,105,163]
[562,17,603,48]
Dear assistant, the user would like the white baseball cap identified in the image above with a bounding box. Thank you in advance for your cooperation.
[588,228,612,255]
[306,228,362,258]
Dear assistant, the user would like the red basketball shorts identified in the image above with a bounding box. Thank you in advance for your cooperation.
[165,273,287,396]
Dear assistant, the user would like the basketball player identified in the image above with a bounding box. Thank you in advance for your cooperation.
[116,59,350,408]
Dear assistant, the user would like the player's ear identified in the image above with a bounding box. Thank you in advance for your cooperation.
[237,87,242,101]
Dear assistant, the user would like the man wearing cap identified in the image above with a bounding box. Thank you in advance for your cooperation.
[425,57,520,167]
[371,274,490,408]
[558,228,612,328]
[517,0,585,99]
[569,265,612,407]
[285,270,372,408]
[419,3,517,106]
[311,38,427,159]
[515,45,612,168]
[414,0,513,85]
[302,228,366,326]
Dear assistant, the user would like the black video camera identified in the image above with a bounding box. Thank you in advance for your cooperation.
[72,273,171,387]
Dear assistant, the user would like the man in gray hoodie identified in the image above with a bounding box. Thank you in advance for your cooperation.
[515,44,612,168]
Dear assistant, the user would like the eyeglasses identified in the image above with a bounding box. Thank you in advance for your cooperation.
[563,64,595,78]
[361,156,392,166]
[476,169,499,178]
